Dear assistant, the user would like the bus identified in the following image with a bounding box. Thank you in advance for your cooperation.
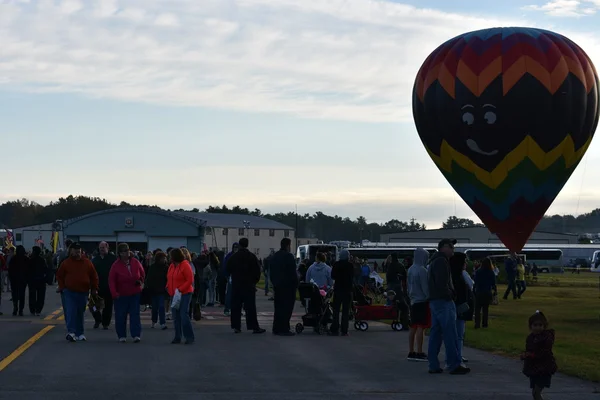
[463,248,563,272]
[346,247,436,266]
[296,244,338,265]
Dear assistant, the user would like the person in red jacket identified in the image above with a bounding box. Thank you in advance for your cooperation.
[166,248,195,344]
[109,243,145,343]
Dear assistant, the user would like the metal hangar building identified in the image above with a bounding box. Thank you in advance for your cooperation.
[14,207,294,258]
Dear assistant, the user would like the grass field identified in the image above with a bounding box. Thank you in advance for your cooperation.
[465,272,600,382]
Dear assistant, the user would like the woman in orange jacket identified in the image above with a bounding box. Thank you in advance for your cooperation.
[166,248,195,344]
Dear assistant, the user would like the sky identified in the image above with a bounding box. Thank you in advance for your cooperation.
[1,0,600,228]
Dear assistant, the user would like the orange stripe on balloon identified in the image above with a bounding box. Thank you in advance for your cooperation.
[564,56,587,91]
[456,60,478,96]
[502,56,527,95]
[438,63,456,99]
[524,57,553,92]
[550,56,569,93]
[422,64,441,100]
[477,57,502,96]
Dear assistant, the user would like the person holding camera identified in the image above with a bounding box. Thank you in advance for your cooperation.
[109,243,146,343]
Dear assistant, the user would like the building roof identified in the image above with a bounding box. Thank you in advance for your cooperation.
[174,212,293,230]
[12,208,293,232]
[11,222,55,231]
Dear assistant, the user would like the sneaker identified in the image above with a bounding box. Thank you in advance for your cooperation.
[160,324,167,330]
[77,335,87,341]
[233,329,242,334]
[407,352,418,361]
[93,322,100,329]
[35,313,41,317]
[415,353,428,362]
[428,368,443,374]
[461,356,469,363]
[151,323,156,329]
[66,333,77,342]
[166,313,172,321]
[449,365,471,375]
[102,325,109,330]
[133,337,141,343]
[171,339,181,344]
[341,333,349,337]
[253,328,266,334]
[119,337,126,343]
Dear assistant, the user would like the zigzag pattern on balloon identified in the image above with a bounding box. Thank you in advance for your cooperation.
[443,155,573,201]
[426,134,592,189]
[453,178,564,221]
[414,28,598,101]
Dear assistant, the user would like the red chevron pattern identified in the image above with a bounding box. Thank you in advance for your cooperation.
[414,29,597,101]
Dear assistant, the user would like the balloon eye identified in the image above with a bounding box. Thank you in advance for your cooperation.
[484,111,497,125]
[462,112,475,126]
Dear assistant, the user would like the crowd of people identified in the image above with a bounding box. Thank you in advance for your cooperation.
[1,236,556,398]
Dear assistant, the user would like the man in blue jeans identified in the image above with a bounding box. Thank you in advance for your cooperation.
[427,238,470,375]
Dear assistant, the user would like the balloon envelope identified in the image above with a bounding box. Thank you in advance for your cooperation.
[412,27,599,252]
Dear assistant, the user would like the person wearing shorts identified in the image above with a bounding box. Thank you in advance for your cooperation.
[406,248,431,361]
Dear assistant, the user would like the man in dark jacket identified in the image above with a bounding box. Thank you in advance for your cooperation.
[329,249,354,336]
[503,253,518,300]
[427,238,470,375]
[27,246,48,316]
[226,238,266,334]
[269,238,298,336]
[91,241,117,329]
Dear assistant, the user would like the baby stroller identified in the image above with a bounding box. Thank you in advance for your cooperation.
[295,282,334,335]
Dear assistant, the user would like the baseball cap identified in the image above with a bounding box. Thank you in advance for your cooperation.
[437,238,457,250]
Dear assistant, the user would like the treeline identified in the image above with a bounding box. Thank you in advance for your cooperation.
[0,196,599,242]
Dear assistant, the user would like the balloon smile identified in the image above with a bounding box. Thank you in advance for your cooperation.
[466,139,499,156]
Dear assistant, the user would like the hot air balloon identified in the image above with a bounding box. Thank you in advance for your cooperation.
[412,27,599,252]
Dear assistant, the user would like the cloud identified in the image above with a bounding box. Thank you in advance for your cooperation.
[523,0,599,17]
[0,0,560,123]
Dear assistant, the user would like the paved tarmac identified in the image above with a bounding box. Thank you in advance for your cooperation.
[1,287,599,399]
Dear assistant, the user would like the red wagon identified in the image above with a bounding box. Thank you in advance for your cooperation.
[353,304,404,332]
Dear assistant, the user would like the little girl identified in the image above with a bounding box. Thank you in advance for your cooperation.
[521,310,557,400]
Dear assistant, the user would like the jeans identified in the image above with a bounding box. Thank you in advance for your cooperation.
[114,294,142,339]
[456,319,465,361]
[173,292,194,342]
[503,278,517,299]
[428,299,460,371]
[264,270,270,294]
[474,291,492,328]
[151,294,166,325]
[517,280,527,298]
[330,290,352,335]
[225,280,232,311]
[272,285,296,333]
[1,270,10,292]
[207,277,217,304]
[64,289,87,336]
[28,280,47,314]
[10,281,26,313]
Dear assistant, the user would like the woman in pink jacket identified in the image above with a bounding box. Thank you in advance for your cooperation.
[109,243,146,343]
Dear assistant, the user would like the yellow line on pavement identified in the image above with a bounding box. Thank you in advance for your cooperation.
[56,315,64,321]
[0,325,54,372]
[43,308,63,321]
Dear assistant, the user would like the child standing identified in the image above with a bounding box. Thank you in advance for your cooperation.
[521,311,557,400]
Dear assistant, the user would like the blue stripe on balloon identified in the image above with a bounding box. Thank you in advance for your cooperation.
[454,179,563,221]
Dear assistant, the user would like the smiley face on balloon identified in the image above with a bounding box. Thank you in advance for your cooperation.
[413,27,599,251]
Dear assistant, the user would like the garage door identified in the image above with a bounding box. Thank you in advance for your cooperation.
[79,236,117,243]
[117,232,148,243]
[148,237,187,251]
